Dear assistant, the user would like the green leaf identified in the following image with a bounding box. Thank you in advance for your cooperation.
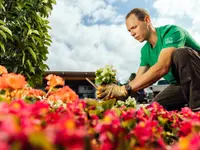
[85,99,98,107]
[27,60,35,74]
[46,25,52,30]
[27,29,32,36]
[88,109,104,117]
[44,41,51,46]
[28,132,54,150]
[0,20,5,25]
[27,29,40,36]
[25,22,31,29]
[51,0,56,4]
[46,38,52,43]
[32,30,40,36]
[0,90,6,95]
[0,30,7,40]
[25,47,37,62]
[22,51,25,65]
[0,25,12,36]
[25,72,31,79]
[101,99,116,110]
[0,4,5,11]
[0,41,5,53]
[42,0,48,3]
[32,35,42,46]
[44,6,51,13]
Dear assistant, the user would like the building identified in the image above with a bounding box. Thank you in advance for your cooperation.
[44,71,96,99]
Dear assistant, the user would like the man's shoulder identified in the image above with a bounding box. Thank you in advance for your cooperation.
[157,24,181,30]
[157,25,184,35]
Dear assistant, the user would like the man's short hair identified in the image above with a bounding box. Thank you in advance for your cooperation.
[126,8,150,21]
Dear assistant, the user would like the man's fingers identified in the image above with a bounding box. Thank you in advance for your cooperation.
[98,85,107,93]
[96,90,101,95]
[98,90,109,99]
[96,87,107,98]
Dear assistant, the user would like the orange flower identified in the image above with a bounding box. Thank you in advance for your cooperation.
[23,87,46,97]
[0,65,8,75]
[2,73,27,90]
[45,74,65,89]
[47,86,78,103]
[0,76,8,89]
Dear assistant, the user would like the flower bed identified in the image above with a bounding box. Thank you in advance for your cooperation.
[0,66,199,150]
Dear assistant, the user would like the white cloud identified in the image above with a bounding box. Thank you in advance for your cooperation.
[47,0,142,83]
[152,17,176,27]
[153,0,200,31]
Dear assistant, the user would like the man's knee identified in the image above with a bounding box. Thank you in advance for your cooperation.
[172,47,191,63]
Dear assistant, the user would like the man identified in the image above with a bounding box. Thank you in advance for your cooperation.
[97,8,200,111]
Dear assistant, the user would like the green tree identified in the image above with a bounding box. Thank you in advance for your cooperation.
[0,0,56,86]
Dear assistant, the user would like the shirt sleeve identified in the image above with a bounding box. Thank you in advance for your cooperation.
[162,26,186,49]
[140,56,148,66]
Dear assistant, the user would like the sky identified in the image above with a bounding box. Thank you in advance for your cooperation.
[46,0,200,83]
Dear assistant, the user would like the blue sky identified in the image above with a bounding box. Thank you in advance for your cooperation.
[112,0,157,15]
[47,0,200,83]
[83,0,158,26]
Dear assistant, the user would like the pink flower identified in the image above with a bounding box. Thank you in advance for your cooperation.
[189,134,200,150]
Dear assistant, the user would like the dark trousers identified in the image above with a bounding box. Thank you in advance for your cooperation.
[153,47,200,111]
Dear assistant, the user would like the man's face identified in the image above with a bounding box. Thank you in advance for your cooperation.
[126,14,150,42]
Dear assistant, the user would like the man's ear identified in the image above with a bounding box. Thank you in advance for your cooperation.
[144,16,151,24]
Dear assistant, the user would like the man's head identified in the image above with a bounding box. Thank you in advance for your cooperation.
[126,8,152,42]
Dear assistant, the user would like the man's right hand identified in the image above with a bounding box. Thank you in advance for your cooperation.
[97,84,128,100]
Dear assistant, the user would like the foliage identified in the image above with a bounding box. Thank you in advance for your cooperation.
[0,0,56,86]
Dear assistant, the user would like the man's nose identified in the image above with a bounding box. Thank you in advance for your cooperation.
[131,30,136,36]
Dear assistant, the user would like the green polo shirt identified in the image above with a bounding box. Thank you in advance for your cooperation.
[140,25,200,84]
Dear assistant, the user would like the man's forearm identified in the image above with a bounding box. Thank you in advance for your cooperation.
[129,63,168,91]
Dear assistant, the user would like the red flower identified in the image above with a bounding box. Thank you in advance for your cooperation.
[133,120,162,146]
[121,108,136,121]
[101,142,113,150]
[9,100,28,114]
[31,101,49,118]
[179,121,192,137]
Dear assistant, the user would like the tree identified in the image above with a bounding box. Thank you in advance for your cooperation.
[0,0,56,86]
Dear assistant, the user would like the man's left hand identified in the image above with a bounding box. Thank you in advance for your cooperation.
[97,84,128,100]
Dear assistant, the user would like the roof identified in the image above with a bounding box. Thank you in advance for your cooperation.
[44,71,95,80]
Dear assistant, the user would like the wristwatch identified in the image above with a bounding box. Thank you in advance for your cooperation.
[125,84,132,95]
